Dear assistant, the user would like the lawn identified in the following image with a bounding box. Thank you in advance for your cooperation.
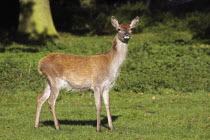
[0,32,210,139]
[0,91,209,139]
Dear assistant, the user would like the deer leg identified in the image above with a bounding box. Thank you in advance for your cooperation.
[48,87,61,130]
[103,89,114,131]
[35,82,51,128]
[94,86,102,132]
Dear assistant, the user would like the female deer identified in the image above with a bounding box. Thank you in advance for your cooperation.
[35,16,139,132]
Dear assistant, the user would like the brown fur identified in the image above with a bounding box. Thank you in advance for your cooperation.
[35,16,139,132]
[119,24,130,30]
[39,37,117,87]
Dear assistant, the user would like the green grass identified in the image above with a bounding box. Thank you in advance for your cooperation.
[0,32,210,139]
[0,91,209,139]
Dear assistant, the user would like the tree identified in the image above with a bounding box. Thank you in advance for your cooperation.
[17,0,58,41]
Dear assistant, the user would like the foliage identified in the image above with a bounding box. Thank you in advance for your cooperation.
[185,11,210,39]
[1,0,210,41]
[0,32,210,94]
[0,52,45,95]
[114,32,210,93]
[49,1,210,40]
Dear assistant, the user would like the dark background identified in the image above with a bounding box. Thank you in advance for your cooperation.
[0,0,210,39]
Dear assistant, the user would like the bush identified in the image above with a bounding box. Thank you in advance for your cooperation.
[52,1,148,35]
[143,11,210,40]
[114,33,210,93]
[50,0,210,40]
[0,53,45,95]
[0,33,210,95]
[186,11,210,39]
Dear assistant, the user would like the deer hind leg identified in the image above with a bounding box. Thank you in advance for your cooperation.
[103,89,114,131]
[94,86,102,132]
[35,81,51,128]
[48,85,61,130]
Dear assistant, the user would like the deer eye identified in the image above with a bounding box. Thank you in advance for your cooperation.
[117,28,121,31]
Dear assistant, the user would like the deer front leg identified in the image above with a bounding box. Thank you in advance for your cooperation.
[103,89,114,131]
[94,86,102,132]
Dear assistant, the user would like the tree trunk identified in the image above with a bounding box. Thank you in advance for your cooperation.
[17,0,58,41]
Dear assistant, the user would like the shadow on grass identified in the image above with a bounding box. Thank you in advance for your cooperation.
[41,115,121,129]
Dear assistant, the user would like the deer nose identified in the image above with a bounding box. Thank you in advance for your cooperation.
[124,33,130,39]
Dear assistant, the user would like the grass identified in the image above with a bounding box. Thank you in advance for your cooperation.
[0,91,209,139]
[0,32,210,139]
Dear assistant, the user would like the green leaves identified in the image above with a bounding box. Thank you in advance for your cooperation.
[0,32,210,95]
[115,34,210,93]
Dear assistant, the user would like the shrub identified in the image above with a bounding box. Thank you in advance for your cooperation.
[114,39,210,93]
[186,11,210,39]
[0,53,45,95]
[0,33,210,95]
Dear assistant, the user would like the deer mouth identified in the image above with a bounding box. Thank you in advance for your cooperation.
[124,36,130,40]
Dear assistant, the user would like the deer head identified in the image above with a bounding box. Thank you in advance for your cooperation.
[111,16,139,43]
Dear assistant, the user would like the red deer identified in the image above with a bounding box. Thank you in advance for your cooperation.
[35,16,139,132]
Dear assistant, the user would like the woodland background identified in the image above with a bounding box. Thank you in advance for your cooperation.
[0,1,210,139]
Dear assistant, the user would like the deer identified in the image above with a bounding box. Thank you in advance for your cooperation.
[34,16,139,132]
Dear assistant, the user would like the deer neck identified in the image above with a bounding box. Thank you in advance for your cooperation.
[108,35,128,78]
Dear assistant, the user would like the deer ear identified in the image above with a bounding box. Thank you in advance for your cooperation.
[130,16,139,29]
[111,16,119,29]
